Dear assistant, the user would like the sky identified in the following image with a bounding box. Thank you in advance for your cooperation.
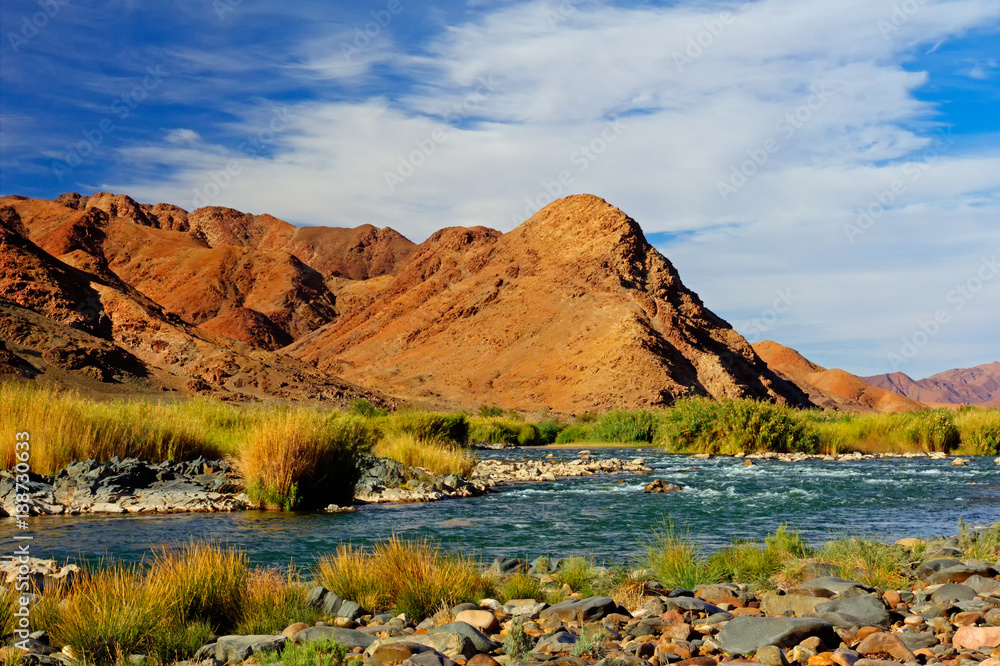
[1,0,998,380]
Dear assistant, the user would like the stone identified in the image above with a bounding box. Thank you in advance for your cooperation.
[716,617,839,656]
[282,622,310,639]
[815,596,890,626]
[405,652,458,666]
[533,631,579,655]
[467,655,500,666]
[927,565,999,585]
[215,635,288,663]
[756,645,788,666]
[760,592,828,618]
[896,631,938,651]
[961,575,1000,596]
[293,627,375,649]
[367,642,434,666]
[367,633,476,660]
[916,559,964,580]
[894,538,925,549]
[830,649,860,666]
[595,658,649,666]
[430,622,501,654]
[953,627,1000,652]
[930,584,978,604]
[854,632,916,661]
[802,578,875,595]
[540,597,618,624]
[504,599,549,619]
[666,596,724,616]
[455,610,500,635]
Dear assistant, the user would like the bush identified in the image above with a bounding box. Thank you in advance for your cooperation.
[553,556,596,597]
[349,398,387,418]
[591,410,656,443]
[235,570,324,635]
[954,408,1000,455]
[642,518,721,589]
[258,637,346,666]
[478,405,505,418]
[536,421,563,444]
[376,432,475,477]
[315,537,496,620]
[148,541,248,633]
[517,423,541,446]
[385,411,469,444]
[657,397,818,454]
[500,572,543,601]
[555,423,593,444]
[468,417,522,445]
[239,411,375,510]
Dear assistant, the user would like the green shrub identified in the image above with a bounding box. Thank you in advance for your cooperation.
[657,397,818,454]
[554,557,596,597]
[503,621,534,660]
[468,417,522,445]
[258,637,346,666]
[384,411,469,444]
[536,421,563,444]
[478,405,505,418]
[954,408,1000,455]
[555,423,593,444]
[642,518,721,590]
[349,398,388,418]
[591,410,656,443]
[500,572,543,601]
[517,423,541,446]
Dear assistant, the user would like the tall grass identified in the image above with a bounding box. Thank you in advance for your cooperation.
[375,432,475,477]
[808,409,962,454]
[657,397,819,454]
[235,569,325,635]
[238,410,375,510]
[314,536,496,620]
[642,518,722,589]
[382,410,469,444]
[468,416,524,445]
[952,408,1000,455]
[805,535,911,590]
[590,410,657,443]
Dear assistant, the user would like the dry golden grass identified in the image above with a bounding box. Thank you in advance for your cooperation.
[237,410,375,510]
[315,536,496,620]
[375,432,475,477]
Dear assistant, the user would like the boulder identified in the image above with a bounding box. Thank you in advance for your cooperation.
[930,583,977,603]
[926,564,999,585]
[815,596,889,626]
[533,630,579,655]
[716,617,839,656]
[455,609,500,635]
[503,599,549,619]
[915,558,964,580]
[854,632,916,661]
[367,642,435,666]
[293,626,375,649]
[540,596,618,623]
[430,622,501,653]
[367,633,476,660]
[760,591,827,617]
[215,635,287,663]
[802,578,874,595]
[953,626,1000,652]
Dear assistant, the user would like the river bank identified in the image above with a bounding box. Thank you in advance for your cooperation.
[4,522,1000,666]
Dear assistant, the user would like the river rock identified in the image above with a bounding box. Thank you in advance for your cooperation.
[293,626,375,649]
[953,626,1000,651]
[540,596,619,623]
[367,642,436,666]
[215,635,287,662]
[926,564,999,584]
[455,610,500,634]
[666,596,724,615]
[963,575,1000,596]
[504,599,549,619]
[930,583,978,603]
[816,596,890,626]
[367,632,476,660]
[802,577,875,595]
[854,632,916,661]
[533,630,579,655]
[896,631,939,651]
[760,591,828,617]
[406,652,460,666]
[916,558,964,580]
[716,617,839,656]
[431,622,501,653]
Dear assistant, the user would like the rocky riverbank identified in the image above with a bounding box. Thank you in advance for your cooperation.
[7,532,1000,666]
[0,449,664,516]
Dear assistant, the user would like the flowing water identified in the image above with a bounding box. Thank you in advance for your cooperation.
[3,448,998,570]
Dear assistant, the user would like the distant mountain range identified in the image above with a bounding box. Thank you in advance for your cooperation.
[862,364,1000,408]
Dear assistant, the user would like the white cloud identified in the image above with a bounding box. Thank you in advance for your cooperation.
[110,0,1000,378]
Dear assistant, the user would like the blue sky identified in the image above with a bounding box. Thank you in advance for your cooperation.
[1,0,998,379]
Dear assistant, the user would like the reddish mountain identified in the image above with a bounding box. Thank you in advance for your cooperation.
[863,363,1000,407]
[752,341,924,412]
[290,195,811,412]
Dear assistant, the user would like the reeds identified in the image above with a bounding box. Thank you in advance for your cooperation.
[375,432,475,477]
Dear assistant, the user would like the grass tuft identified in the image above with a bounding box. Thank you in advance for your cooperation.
[375,432,475,477]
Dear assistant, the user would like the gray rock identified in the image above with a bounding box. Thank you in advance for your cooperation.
[405,652,459,666]
[193,644,217,661]
[533,630,579,655]
[716,617,839,656]
[802,577,875,595]
[665,596,724,615]
[490,557,529,576]
[594,658,649,666]
[816,595,890,626]
[215,635,287,663]
[916,558,964,580]
[431,622,501,653]
[755,645,788,666]
[930,583,977,603]
[540,596,618,623]
[926,564,999,584]
[897,631,939,651]
[293,626,375,649]
[503,599,549,619]
[957,575,1000,595]
[807,611,867,630]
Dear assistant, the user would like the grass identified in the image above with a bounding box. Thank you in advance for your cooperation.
[239,410,375,510]
[553,556,597,597]
[381,410,469,444]
[590,410,657,443]
[642,518,723,590]
[572,626,607,659]
[28,544,327,666]
[375,432,475,477]
[807,409,962,455]
[258,637,346,666]
[500,572,544,601]
[952,407,1000,455]
[315,536,497,620]
[805,534,911,590]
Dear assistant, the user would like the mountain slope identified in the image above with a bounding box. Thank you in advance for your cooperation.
[290,195,812,412]
[752,341,924,412]
[863,363,1000,407]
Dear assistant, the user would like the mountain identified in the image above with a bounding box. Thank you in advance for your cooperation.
[863,363,1000,407]
[752,341,924,412]
[289,195,812,412]
[0,195,392,406]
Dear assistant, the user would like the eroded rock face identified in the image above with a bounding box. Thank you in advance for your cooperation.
[291,195,812,412]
